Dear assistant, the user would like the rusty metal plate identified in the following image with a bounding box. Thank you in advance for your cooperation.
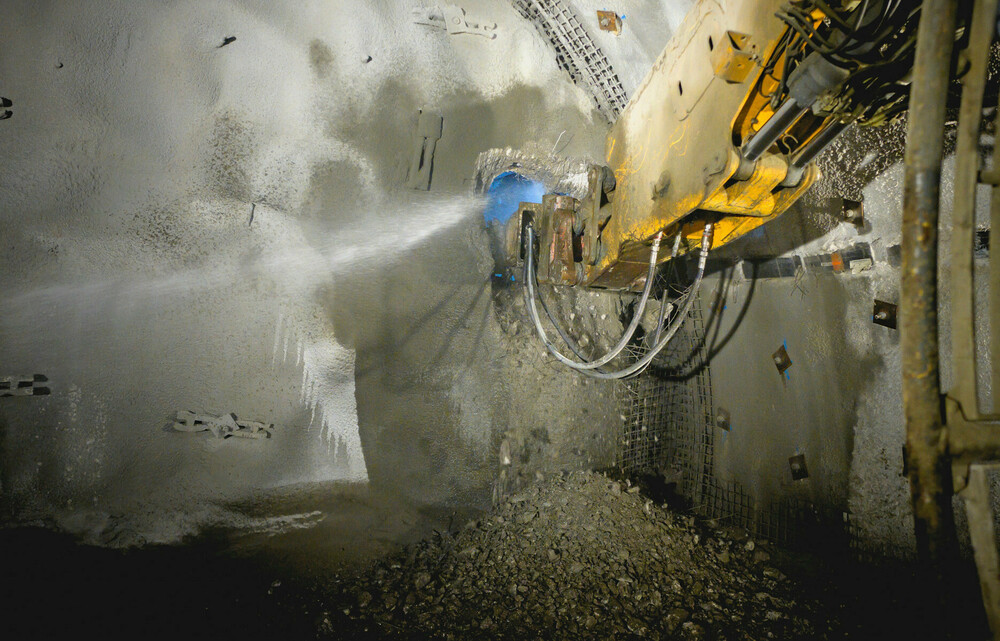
[597,10,622,35]
[772,344,791,374]
[873,299,897,330]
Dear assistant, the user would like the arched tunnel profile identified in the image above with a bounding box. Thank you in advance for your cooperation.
[1,1,998,640]
[484,171,546,224]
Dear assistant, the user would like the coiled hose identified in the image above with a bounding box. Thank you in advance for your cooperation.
[525,231,663,370]
[523,222,714,379]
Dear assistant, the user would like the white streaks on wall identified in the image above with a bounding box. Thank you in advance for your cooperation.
[272,306,368,482]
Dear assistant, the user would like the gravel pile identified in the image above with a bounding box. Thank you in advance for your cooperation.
[327,471,821,640]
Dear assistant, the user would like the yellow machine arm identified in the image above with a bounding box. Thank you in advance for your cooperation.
[507,0,920,290]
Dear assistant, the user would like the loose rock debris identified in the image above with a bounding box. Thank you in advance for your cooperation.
[324,471,819,640]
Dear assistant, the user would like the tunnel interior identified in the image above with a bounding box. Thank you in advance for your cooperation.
[1,1,999,640]
[483,172,545,224]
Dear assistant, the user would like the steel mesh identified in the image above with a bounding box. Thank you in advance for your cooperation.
[616,287,854,551]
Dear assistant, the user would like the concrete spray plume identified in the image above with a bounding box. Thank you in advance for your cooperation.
[0,194,484,347]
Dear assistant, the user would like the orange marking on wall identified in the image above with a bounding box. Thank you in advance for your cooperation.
[831,252,844,272]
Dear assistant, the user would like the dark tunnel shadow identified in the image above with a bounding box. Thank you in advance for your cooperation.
[352,283,463,380]
[648,261,759,381]
[466,277,494,367]
[423,276,490,375]
[353,276,491,389]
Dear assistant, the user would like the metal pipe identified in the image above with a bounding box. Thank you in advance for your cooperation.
[951,0,998,418]
[791,119,849,168]
[779,120,851,188]
[742,99,808,161]
[901,0,958,565]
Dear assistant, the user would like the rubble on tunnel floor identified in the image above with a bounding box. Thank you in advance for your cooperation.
[320,470,820,640]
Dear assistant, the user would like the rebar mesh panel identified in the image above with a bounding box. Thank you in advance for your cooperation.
[616,283,855,552]
[615,291,711,499]
[510,0,629,121]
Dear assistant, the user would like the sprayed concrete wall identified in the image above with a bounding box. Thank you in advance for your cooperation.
[0,0,672,544]
[6,0,950,560]
[702,120,999,558]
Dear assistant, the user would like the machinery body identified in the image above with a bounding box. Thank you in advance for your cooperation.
[507,0,1000,632]
[592,0,820,289]
[506,0,919,290]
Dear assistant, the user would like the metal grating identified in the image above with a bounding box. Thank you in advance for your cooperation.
[696,477,851,549]
[616,375,673,475]
[847,521,916,565]
[509,0,629,121]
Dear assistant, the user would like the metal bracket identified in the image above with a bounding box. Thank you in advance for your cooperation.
[413,5,497,39]
[597,10,622,35]
[947,397,1000,492]
[772,344,792,374]
[711,31,756,83]
[873,299,897,329]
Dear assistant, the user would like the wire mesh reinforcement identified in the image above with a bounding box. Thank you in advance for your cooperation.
[615,288,856,553]
[509,0,629,121]
[615,290,712,495]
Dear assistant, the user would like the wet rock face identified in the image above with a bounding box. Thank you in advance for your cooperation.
[487,283,624,504]
[325,471,817,640]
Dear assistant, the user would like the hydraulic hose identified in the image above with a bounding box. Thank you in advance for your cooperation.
[536,232,684,363]
[536,285,589,360]
[524,222,714,379]
[524,230,663,370]
[624,233,685,379]
[653,233,684,346]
